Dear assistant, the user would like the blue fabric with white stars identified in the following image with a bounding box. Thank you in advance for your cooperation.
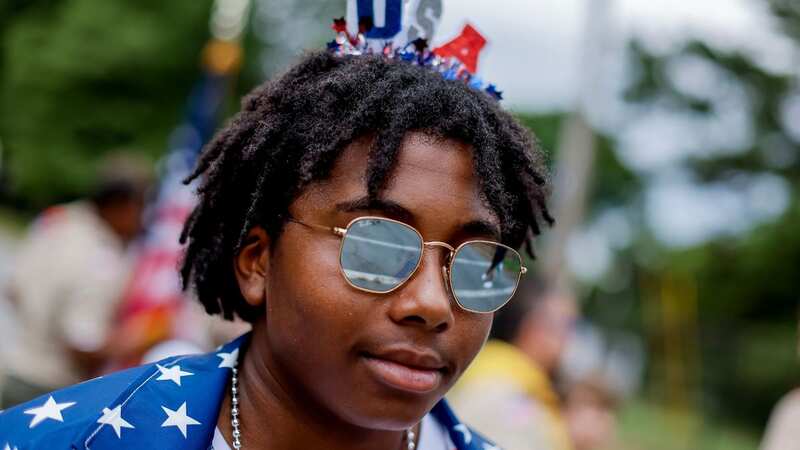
[0,334,500,450]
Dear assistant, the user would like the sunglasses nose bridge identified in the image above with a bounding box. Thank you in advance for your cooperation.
[423,240,455,252]
[423,241,455,265]
[423,240,456,283]
[418,241,455,299]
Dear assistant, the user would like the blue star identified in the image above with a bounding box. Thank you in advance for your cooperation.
[485,84,503,100]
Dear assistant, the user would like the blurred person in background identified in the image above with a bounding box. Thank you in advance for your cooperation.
[562,372,620,450]
[557,320,641,450]
[448,278,578,450]
[0,153,151,408]
[759,308,800,450]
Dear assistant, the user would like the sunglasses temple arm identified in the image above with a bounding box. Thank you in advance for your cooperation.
[287,217,343,235]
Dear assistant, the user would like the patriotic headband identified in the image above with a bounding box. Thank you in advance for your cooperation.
[327,0,502,100]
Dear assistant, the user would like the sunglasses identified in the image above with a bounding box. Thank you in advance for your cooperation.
[288,216,527,313]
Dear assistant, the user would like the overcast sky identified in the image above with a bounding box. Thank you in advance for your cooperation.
[437,0,796,112]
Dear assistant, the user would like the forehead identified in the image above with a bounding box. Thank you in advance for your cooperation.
[296,132,498,233]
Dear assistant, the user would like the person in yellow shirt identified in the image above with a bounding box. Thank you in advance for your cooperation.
[448,279,578,450]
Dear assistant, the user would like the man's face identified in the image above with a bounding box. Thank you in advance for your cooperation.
[239,132,498,430]
[523,292,578,374]
[102,196,145,244]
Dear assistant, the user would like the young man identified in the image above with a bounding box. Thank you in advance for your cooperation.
[1,46,552,449]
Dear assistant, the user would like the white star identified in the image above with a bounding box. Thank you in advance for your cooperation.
[156,364,194,386]
[161,402,201,438]
[453,423,472,444]
[24,396,76,428]
[97,405,135,438]
[216,348,239,369]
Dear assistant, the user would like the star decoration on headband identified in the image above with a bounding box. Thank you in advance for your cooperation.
[485,84,503,101]
[411,37,428,53]
[332,17,347,34]
[327,17,502,101]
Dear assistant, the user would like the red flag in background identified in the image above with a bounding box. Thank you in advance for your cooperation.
[433,24,487,74]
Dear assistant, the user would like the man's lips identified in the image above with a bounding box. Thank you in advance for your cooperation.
[360,348,448,394]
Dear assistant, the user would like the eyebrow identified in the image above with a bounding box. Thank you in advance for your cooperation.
[460,220,502,241]
[335,197,414,222]
[334,196,501,241]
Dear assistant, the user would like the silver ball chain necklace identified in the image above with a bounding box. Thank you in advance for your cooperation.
[229,360,418,450]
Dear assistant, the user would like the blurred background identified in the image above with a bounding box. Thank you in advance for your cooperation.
[0,1,798,449]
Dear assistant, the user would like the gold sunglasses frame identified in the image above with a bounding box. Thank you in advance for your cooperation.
[288,215,527,314]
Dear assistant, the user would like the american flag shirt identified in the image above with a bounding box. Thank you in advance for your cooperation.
[0,334,500,450]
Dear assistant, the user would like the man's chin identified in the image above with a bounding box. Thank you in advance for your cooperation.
[333,392,439,431]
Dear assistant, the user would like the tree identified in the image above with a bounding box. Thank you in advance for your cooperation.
[600,1,800,428]
[0,0,213,208]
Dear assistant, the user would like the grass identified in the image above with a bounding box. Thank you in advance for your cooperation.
[613,399,760,450]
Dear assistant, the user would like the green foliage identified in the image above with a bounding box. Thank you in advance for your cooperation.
[517,113,561,156]
[771,0,800,41]
[520,4,800,434]
[0,0,213,208]
[517,113,642,214]
[613,5,800,429]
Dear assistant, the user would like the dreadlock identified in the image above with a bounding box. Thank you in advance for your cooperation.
[180,50,554,322]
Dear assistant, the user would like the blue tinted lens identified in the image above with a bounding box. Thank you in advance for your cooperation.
[340,218,422,292]
[450,242,521,312]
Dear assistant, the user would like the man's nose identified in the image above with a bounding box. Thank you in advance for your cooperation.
[387,248,454,333]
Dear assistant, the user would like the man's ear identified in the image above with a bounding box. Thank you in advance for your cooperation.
[234,226,271,308]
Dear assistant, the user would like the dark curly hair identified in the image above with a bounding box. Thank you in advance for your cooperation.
[180,50,553,322]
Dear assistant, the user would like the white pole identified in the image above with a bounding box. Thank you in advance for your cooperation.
[543,0,612,292]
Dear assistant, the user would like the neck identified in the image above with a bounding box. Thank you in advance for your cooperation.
[217,326,413,450]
